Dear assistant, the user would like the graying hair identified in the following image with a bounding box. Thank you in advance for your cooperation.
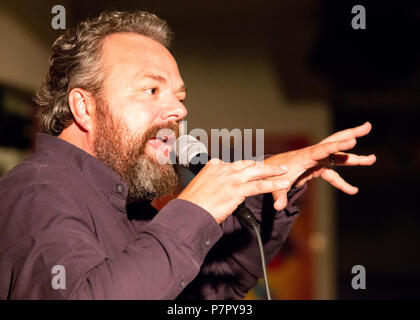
[34,10,173,136]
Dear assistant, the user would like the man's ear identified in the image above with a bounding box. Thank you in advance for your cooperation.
[68,88,96,132]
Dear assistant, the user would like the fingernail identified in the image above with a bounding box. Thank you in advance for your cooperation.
[280,165,288,171]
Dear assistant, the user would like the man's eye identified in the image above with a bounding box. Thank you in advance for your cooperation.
[145,88,158,95]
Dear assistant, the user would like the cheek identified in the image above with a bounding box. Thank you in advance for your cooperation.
[120,103,161,135]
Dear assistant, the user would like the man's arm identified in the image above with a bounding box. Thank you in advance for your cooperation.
[2,185,222,299]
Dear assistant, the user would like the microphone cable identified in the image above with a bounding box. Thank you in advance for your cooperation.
[234,203,271,300]
[253,224,271,300]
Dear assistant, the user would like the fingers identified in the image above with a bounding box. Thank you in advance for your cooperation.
[239,162,289,182]
[308,138,357,162]
[206,159,290,194]
[331,153,376,166]
[272,190,288,211]
[207,159,265,171]
[321,168,358,195]
[240,178,290,198]
[320,122,372,144]
[230,159,259,170]
[204,158,257,172]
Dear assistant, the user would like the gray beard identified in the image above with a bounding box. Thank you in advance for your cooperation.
[118,153,179,202]
[93,99,178,202]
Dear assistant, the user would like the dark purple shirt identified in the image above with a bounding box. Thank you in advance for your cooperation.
[0,133,305,299]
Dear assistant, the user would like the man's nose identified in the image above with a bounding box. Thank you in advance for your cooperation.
[159,97,188,122]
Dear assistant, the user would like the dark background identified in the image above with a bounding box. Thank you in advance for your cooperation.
[0,0,419,299]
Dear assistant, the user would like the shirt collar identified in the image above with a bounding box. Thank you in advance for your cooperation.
[35,133,128,201]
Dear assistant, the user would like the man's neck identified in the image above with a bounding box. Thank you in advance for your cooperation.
[59,124,96,157]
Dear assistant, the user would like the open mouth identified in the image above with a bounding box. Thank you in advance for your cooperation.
[155,136,169,143]
[150,133,175,144]
[147,133,176,156]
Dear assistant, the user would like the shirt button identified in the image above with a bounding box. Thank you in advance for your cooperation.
[203,239,211,247]
[179,280,186,288]
[115,184,124,194]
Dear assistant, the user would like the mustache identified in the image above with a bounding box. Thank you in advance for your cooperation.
[141,121,180,143]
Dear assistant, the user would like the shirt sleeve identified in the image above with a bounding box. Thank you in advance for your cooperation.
[176,185,307,300]
[2,185,222,299]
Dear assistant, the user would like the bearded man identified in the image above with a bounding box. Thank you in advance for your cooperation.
[0,10,375,299]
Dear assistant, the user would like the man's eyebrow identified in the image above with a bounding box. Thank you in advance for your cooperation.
[142,74,187,94]
[143,74,167,83]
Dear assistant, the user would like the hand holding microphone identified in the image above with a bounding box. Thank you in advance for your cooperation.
[175,136,290,225]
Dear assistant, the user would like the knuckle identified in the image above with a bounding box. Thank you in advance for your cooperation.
[306,146,315,156]
[235,173,248,184]
[233,159,254,170]
[243,159,256,166]
[254,180,266,191]
[237,160,248,166]
[208,158,221,165]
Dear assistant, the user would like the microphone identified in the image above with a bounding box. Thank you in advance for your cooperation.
[175,135,259,228]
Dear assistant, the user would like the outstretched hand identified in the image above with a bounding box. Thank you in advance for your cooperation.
[264,122,376,210]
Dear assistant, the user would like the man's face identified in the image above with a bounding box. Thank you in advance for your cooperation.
[93,33,188,202]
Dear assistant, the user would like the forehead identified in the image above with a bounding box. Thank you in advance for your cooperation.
[100,32,180,83]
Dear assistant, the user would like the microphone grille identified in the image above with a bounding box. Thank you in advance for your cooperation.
[175,135,208,168]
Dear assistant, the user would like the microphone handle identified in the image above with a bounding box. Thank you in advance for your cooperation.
[235,202,259,228]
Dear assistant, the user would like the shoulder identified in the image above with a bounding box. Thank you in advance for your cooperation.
[0,152,93,245]
[1,150,66,186]
[0,149,86,199]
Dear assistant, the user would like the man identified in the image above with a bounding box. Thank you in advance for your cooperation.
[0,10,375,299]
